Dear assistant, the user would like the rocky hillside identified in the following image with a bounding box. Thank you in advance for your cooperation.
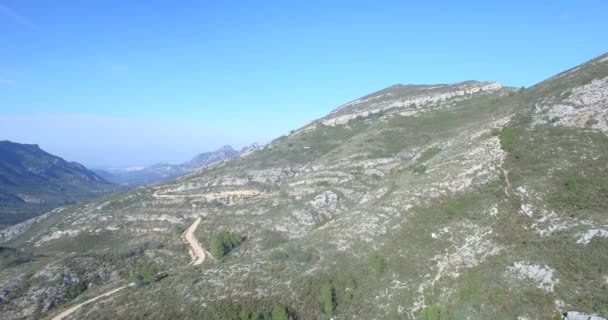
[0,141,118,229]
[1,54,608,320]
[94,145,239,187]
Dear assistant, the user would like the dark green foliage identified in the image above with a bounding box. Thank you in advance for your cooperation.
[173,225,185,235]
[320,282,336,316]
[491,128,501,136]
[134,265,157,287]
[271,306,289,320]
[65,280,88,299]
[210,231,244,259]
[499,127,514,152]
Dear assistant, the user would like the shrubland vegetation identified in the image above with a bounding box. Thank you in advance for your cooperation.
[210,231,244,259]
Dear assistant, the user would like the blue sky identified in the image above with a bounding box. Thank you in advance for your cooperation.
[0,1,606,167]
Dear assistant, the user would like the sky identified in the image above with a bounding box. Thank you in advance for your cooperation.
[0,0,607,168]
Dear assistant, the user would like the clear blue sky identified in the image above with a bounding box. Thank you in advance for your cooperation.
[0,0,606,167]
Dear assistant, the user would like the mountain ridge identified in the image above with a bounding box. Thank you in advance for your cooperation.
[1,53,608,320]
[0,140,119,229]
[94,145,240,187]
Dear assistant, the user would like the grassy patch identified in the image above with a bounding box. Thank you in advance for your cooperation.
[550,171,608,213]
[499,127,514,152]
[368,254,385,276]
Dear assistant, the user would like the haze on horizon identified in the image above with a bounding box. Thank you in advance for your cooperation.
[1,0,607,168]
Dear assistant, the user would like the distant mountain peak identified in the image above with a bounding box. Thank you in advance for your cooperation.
[95,145,241,187]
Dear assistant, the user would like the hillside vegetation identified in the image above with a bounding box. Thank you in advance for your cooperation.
[1,54,608,320]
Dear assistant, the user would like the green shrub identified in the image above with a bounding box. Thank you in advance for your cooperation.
[320,282,336,316]
[271,306,289,320]
[210,231,244,259]
[134,265,157,287]
[173,225,185,235]
[491,128,501,136]
[343,291,354,304]
[65,280,88,299]
[499,127,514,152]
[420,304,441,320]
[249,312,261,320]
[239,310,250,320]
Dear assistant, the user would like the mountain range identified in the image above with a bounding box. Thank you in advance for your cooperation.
[1,54,608,319]
[0,141,118,229]
[93,145,241,187]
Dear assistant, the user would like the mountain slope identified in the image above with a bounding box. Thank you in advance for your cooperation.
[0,141,119,228]
[94,145,239,187]
[1,54,608,320]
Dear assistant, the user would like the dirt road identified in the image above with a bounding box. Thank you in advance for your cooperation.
[153,189,261,200]
[51,283,134,320]
[50,217,212,319]
[182,216,213,265]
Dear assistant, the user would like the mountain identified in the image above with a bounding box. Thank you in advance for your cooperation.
[0,141,119,229]
[2,54,608,320]
[93,145,239,187]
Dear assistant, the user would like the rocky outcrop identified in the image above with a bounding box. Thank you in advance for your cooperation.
[321,81,502,126]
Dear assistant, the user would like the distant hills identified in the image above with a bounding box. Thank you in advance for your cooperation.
[93,145,241,187]
[0,140,119,228]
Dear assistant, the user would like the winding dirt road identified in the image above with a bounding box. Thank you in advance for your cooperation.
[182,216,213,265]
[50,217,212,319]
[51,283,134,320]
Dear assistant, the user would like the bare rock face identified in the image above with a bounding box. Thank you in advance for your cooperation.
[319,81,503,127]
[0,207,65,243]
[563,311,606,320]
[533,76,608,132]
[311,191,338,209]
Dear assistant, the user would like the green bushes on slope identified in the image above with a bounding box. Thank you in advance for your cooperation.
[499,127,514,152]
[320,282,336,316]
[210,231,244,259]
